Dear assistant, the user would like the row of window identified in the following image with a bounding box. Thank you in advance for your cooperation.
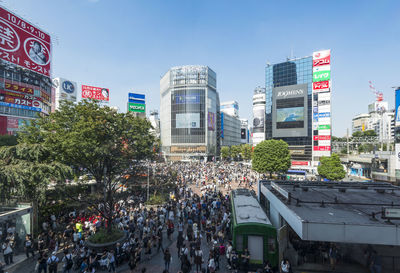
[0,106,39,118]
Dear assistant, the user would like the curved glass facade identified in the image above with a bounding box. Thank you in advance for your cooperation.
[160,65,220,161]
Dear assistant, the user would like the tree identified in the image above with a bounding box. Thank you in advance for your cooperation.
[241,144,252,161]
[230,145,241,161]
[19,100,156,234]
[317,153,346,181]
[220,146,230,160]
[352,131,363,138]
[0,135,18,146]
[363,130,377,137]
[252,140,291,177]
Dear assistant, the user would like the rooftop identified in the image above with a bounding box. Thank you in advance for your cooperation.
[232,189,271,226]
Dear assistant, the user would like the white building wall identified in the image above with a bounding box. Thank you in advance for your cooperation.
[221,113,241,146]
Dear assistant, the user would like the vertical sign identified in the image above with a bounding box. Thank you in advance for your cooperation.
[395,88,400,182]
[312,50,331,158]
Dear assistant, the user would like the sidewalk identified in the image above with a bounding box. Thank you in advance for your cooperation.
[293,262,370,273]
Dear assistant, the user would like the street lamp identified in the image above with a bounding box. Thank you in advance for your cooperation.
[147,160,150,202]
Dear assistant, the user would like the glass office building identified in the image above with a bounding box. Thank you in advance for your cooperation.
[265,56,313,162]
[160,65,220,161]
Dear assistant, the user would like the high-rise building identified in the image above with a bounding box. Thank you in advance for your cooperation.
[220,112,241,147]
[160,65,220,161]
[252,87,266,146]
[52,78,77,112]
[0,6,52,135]
[240,119,249,144]
[220,101,239,118]
[266,50,332,168]
[149,110,160,139]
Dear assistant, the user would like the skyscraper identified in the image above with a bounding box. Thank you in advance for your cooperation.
[160,65,220,161]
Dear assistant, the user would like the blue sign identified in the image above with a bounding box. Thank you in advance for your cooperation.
[396,89,400,124]
[318,112,331,118]
[175,94,200,104]
[129,99,145,104]
[62,81,75,94]
[221,113,224,138]
[129,93,145,100]
[0,101,41,112]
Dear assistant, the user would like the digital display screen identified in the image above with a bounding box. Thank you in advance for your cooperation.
[276,106,304,129]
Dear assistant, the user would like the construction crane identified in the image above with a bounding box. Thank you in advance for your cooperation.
[369,81,383,102]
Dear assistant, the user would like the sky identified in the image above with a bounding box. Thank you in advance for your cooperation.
[2,0,400,137]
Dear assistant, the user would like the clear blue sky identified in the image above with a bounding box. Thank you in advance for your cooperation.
[2,0,400,136]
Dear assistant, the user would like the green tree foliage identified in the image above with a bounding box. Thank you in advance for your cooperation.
[0,134,18,146]
[230,145,241,160]
[363,130,377,137]
[19,100,155,233]
[241,144,252,160]
[0,143,72,204]
[252,140,291,177]
[220,146,230,160]
[317,153,346,181]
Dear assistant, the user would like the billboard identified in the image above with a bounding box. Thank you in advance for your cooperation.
[252,92,266,134]
[207,112,215,131]
[128,103,145,113]
[82,85,109,101]
[128,93,145,104]
[396,88,400,126]
[272,84,308,138]
[221,112,224,138]
[241,128,246,139]
[175,94,200,104]
[313,70,331,82]
[313,81,330,92]
[176,113,200,128]
[0,7,51,76]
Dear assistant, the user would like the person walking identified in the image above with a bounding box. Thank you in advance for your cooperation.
[47,251,59,273]
[194,246,203,273]
[24,235,34,258]
[280,258,291,273]
[329,244,338,271]
[163,248,172,272]
[2,240,13,265]
[62,249,73,273]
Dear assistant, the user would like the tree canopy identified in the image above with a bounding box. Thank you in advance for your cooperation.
[241,144,252,161]
[252,139,291,176]
[0,134,18,146]
[220,146,230,160]
[317,153,346,181]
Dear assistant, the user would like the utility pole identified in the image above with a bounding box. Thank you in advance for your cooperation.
[347,128,350,156]
[147,161,150,202]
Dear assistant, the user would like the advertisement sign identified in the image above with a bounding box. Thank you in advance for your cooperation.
[313,146,331,151]
[176,113,200,128]
[7,117,18,128]
[128,93,145,104]
[82,85,109,101]
[207,112,215,131]
[128,103,145,113]
[0,101,40,111]
[314,135,331,141]
[396,88,400,126]
[313,70,331,82]
[318,105,331,112]
[241,128,246,139]
[318,129,331,136]
[175,94,200,104]
[291,161,309,166]
[221,112,224,138]
[318,124,331,130]
[272,84,308,138]
[170,146,206,153]
[313,50,331,63]
[3,81,34,94]
[313,81,330,92]
[0,6,51,76]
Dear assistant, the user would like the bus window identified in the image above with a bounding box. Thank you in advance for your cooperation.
[268,238,276,253]
[236,235,243,251]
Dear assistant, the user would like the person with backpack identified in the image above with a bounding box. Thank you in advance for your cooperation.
[163,248,172,271]
[62,249,74,273]
[47,251,59,273]
[194,246,203,273]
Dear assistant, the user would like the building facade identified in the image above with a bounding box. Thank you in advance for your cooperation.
[220,112,241,147]
[160,65,220,161]
[149,110,160,139]
[265,56,313,164]
[252,87,266,146]
[220,100,239,118]
[240,118,249,144]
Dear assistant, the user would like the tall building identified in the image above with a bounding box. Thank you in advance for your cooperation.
[220,112,241,147]
[220,101,239,118]
[149,110,160,139]
[252,87,266,146]
[265,50,332,168]
[160,65,220,161]
[240,118,249,144]
[0,6,52,135]
[51,78,77,112]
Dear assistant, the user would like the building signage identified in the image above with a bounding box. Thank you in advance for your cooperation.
[128,93,145,104]
[175,94,200,104]
[221,113,224,138]
[0,6,51,76]
[313,146,331,151]
[314,135,331,141]
[82,85,109,101]
[382,207,400,220]
[208,112,215,131]
[289,149,305,155]
[0,101,41,112]
[313,70,331,82]
[170,146,206,153]
[396,88,400,125]
[3,81,34,94]
[318,129,331,136]
[62,81,74,94]
[291,161,309,166]
[318,124,331,130]
[276,89,304,98]
[176,113,200,128]
[313,81,330,92]
[128,103,145,113]
[313,55,330,67]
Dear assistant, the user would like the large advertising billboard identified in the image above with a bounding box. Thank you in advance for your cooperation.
[128,103,145,113]
[128,93,145,104]
[252,92,266,135]
[396,88,400,126]
[176,113,200,128]
[175,94,200,104]
[272,84,308,138]
[207,112,215,131]
[82,85,109,101]
[0,6,51,77]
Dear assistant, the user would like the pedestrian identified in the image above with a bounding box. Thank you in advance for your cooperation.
[163,248,172,271]
[241,247,250,271]
[208,253,216,273]
[47,251,59,273]
[329,244,338,271]
[62,249,74,273]
[37,252,48,273]
[108,250,116,273]
[194,246,203,273]
[2,240,13,265]
[24,235,35,258]
[280,258,291,273]
[370,250,382,273]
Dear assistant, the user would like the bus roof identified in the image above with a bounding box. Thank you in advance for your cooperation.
[232,189,272,226]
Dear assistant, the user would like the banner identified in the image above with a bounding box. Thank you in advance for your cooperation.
[0,6,51,76]
[82,85,109,101]
[128,103,145,113]
[0,101,40,111]
[313,70,331,82]
[207,112,215,131]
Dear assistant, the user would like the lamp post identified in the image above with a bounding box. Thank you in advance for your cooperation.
[147,161,150,202]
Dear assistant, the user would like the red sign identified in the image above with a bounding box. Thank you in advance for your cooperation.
[82,85,109,101]
[4,96,40,107]
[7,117,18,128]
[313,135,331,141]
[0,89,41,101]
[291,161,309,166]
[313,56,330,67]
[0,7,51,76]
[4,81,34,94]
[313,146,331,151]
[313,81,330,91]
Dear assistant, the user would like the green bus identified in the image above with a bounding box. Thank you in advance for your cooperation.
[231,188,278,267]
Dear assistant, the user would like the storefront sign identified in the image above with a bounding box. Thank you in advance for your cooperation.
[170,146,207,153]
